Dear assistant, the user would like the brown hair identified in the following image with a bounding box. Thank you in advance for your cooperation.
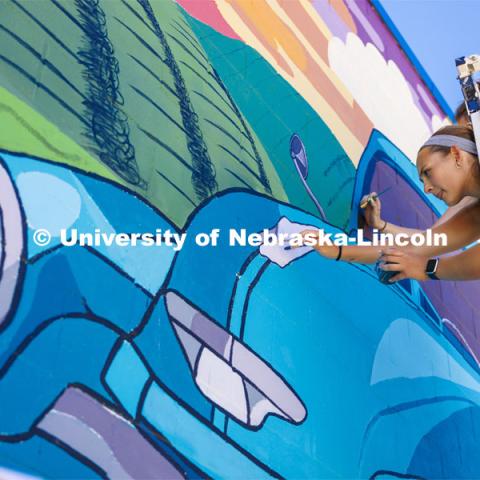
[455,101,468,122]
[420,124,477,158]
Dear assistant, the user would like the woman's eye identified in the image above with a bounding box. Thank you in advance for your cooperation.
[424,169,431,179]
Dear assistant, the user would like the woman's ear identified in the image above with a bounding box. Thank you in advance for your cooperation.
[451,145,462,167]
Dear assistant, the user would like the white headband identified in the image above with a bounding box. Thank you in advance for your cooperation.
[421,134,478,156]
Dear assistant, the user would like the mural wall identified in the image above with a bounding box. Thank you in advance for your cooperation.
[1,0,480,478]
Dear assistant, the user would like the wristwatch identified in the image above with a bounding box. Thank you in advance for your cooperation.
[425,258,440,280]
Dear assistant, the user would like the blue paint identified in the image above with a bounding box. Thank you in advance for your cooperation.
[361,398,475,475]
[409,406,480,478]
[142,381,274,479]
[0,318,118,435]
[16,171,82,235]
[105,341,149,417]
[1,150,480,478]
[0,435,101,479]
[133,297,214,421]
[2,152,176,295]
[212,408,227,433]
[228,254,269,337]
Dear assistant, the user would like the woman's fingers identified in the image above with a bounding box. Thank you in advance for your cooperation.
[289,229,319,249]
[388,272,406,283]
[361,192,376,202]
[379,262,404,271]
[379,249,429,282]
[361,192,377,207]
[298,229,320,241]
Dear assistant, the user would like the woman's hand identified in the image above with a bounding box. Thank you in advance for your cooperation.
[291,229,340,259]
[361,192,383,229]
[379,247,428,282]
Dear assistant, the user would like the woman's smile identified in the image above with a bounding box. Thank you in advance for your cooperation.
[432,188,448,201]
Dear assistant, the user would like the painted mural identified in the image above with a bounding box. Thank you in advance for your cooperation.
[1,0,480,478]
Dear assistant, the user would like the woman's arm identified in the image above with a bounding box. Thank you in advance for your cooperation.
[380,223,422,236]
[362,193,480,240]
[361,193,422,236]
[301,199,480,264]
[405,199,480,257]
[436,243,480,280]
[379,242,480,282]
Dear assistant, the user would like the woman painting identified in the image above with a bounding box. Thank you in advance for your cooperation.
[298,125,480,283]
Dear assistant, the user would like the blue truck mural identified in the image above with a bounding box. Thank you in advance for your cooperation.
[1,0,479,477]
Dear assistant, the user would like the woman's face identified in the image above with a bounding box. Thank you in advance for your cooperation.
[417,148,466,206]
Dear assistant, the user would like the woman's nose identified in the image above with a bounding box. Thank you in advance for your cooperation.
[423,182,434,194]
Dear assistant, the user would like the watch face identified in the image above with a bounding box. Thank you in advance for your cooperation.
[426,258,438,274]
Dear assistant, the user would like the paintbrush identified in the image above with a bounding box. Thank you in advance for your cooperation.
[283,186,393,251]
[360,186,392,209]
